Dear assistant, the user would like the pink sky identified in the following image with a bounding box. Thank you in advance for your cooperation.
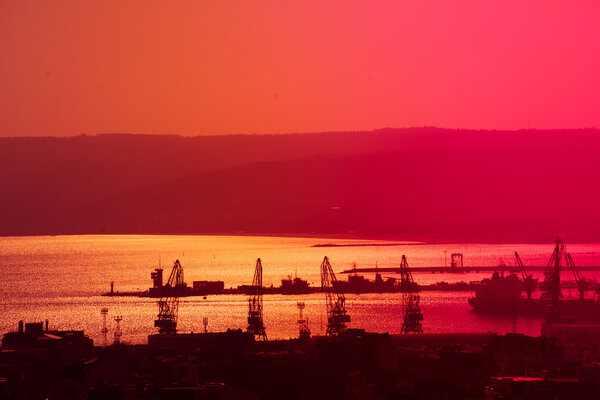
[1,0,599,137]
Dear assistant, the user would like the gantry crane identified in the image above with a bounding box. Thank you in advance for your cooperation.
[514,252,538,299]
[541,238,587,300]
[542,238,589,320]
[321,256,350,336]
[154,259,184,334]
[399,255,423,334]
[543,237,568,322]
[541,238,565,304]
[247,258,267,341]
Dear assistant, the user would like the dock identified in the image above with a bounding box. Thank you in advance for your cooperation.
[341,265,600,274]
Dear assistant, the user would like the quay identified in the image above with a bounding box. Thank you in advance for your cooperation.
[341,265,600,274]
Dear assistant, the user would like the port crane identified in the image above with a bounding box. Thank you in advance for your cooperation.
[399,255,423,334]
[247,258,267,341]
[514,252,537,299]
[542,238,565,303]
[321,256,350,336]
[541,238,588,302]
[154,259,184,334]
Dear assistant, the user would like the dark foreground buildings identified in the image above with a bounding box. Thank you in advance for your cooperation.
[2,322,600,399]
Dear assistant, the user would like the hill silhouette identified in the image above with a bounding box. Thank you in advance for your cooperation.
[2,128,600,242]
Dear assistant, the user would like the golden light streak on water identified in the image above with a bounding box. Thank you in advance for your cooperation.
[2,235,599,344]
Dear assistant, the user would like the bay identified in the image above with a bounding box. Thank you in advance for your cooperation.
[1,235,599,344]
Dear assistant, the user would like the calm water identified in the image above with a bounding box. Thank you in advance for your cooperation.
[1,235,600,344]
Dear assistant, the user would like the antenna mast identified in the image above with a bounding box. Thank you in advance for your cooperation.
[100,308,109,347]
[297,302,311,339]
[113,316,123,345]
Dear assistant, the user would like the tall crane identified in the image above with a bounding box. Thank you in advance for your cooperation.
[321,256,350,336]
[247,258,267,341]
[546,238,565,321]
[154,259,184,334]
[514,252,538,299]
[399,255,423,334]
[541,238,565,307]
[541,237,590,321]
[541,238,587,300]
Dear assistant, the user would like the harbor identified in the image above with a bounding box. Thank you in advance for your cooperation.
[3,235,600,343]
[4,237,600,398]
[101,267,477,298]
[4,1,599,396]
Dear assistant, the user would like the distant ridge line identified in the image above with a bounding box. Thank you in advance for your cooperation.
[312,242,422,248]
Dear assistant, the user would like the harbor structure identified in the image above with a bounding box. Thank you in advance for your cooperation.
[247,258,267,341]
[321,256,351,336]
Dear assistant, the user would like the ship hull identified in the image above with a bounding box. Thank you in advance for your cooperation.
[469,297,600,320]
[468,297,549,316]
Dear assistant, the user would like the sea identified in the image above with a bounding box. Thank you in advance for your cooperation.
[2,235,600,345]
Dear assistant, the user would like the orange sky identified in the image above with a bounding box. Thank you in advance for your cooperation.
[1,0,599,137]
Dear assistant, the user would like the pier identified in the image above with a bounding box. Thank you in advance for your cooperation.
[341,265,600,274]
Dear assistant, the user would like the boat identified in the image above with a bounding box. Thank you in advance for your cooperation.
[280,275,312,294]
[469,239,600,321]
[469,276,600,318]
[337,262,408,293]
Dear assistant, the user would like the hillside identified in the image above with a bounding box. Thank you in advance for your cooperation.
[2,128,599,242]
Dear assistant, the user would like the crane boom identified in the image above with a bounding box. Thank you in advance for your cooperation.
[154,260,184,334]
[321,256,350,336]
[566,253,586,300]
[566,253,582,282]
[514,252,527,280]
[515,252,537,299]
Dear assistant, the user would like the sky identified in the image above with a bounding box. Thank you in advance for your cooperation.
[1,0,599,137]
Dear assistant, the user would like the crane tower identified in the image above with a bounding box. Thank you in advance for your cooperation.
[542,238,587,321]
[320,256,350,336]
[543,238,566,321]
[154,259,185,334]
[247,258,267,341]
[399,255,423,334]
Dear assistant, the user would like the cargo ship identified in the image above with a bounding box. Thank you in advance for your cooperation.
[467,271,597,317]
[469,239,600,321]
[279,275,312,294]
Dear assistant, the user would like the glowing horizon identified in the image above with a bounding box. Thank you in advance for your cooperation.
[1,0,599,137]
